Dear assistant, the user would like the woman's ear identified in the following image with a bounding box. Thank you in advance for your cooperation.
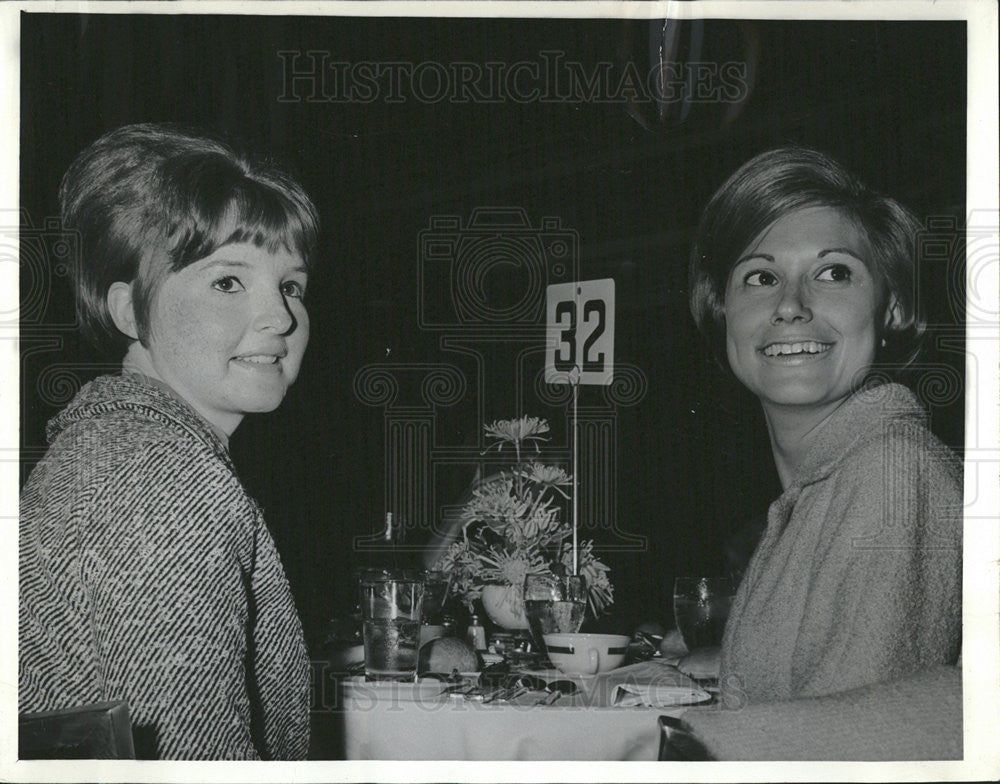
[107,281,140,341]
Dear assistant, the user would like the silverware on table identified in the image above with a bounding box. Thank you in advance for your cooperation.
[534,690,562,706]
[458,671,580,704]
[482,684,528,703]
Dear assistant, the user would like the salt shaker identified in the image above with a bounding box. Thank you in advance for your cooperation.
[466,614,487,652]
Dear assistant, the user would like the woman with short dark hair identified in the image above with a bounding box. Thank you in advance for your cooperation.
[20,123,318,759]
[688,147,961,702]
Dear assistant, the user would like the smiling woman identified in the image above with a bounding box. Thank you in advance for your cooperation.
[687,147,961,704]
[19,124,319,759]
[113,243,310,436]
[723,206,884,443]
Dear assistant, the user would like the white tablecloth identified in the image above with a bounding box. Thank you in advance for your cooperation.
[341,697,682,760]
[332,663,707,760]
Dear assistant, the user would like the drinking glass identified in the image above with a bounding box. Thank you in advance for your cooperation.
[421,570,450,624]
[672,576,735,651]
[358,568,425,681]
[523,573,587,654]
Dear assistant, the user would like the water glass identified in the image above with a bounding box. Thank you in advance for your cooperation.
[421,570,450,624]
[672,576,735,651]
[358,568,425,681]
[523,573,587,654]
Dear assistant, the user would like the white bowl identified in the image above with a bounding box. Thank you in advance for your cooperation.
[543,632,630,675]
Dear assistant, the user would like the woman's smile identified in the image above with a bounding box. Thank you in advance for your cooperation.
[759,340,833,359]
[231,351,287,371]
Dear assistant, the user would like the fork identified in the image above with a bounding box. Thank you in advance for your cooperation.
[533,690,562,706]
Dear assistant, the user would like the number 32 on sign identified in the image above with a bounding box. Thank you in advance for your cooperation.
[544,279,615,386]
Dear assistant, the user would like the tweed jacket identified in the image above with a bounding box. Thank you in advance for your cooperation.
[19,373,310,760]
[719,383,962,704]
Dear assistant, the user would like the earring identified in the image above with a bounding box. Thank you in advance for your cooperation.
[880,338,887,348]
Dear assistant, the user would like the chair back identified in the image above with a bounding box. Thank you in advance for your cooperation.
[657,714,713,761]
[19,701,135,759]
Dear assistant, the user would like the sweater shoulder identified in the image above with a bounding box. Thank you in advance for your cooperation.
[817,416,963,550]
[837,413,962,496]
[44,405,232,482]
[24,409,260,547]
[55,400,210,449]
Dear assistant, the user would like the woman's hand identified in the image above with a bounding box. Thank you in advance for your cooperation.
[677,645,721,680]
[658,627,689,662]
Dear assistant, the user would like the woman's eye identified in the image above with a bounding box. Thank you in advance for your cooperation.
[816,264,852,282]
[281,280,306,299]
[744,270,778,287]
[212,276,244,293]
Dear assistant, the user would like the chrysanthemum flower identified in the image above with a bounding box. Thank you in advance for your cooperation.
[483,416,550,450]
[434,414,614,617]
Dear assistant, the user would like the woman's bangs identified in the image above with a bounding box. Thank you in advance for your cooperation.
[183,181,314,266]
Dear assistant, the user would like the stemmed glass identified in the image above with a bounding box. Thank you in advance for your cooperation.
[672,576,735,651]
[523,573,587,657]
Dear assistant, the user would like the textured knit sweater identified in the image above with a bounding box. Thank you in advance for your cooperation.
[19,373,310,760]
[683,664,961,760]
[719,382,962,704]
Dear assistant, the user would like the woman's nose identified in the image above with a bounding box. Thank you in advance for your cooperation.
[770,280,812,324]
[254,290,295,334]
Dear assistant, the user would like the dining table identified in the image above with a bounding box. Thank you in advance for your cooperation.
[314,658,712,761]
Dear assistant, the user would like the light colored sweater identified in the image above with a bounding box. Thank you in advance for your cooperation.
[719,382,962,704]
[19,373,310,760]
[683,664,962,760]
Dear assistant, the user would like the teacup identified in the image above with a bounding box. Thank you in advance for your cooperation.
[543,632,630,675]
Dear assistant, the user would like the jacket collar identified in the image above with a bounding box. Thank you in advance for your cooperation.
[48,372,231,458]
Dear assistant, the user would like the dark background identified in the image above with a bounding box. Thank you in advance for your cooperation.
[19,14,967,648]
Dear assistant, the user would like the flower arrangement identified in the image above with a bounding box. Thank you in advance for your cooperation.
[436,416,614,618]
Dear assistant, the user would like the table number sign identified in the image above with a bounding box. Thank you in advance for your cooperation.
[544,279,615,575]
[544,279,615,386]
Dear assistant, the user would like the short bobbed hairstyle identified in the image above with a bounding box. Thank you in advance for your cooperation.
[60,123,320,358]
[688,147,924,373]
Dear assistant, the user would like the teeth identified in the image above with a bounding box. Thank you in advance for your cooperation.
[237,355,278,364]
[762,342,831,357]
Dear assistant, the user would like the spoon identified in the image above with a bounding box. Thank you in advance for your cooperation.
[531,678,579,705]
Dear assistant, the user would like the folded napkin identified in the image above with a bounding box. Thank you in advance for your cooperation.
[602,660,711,708]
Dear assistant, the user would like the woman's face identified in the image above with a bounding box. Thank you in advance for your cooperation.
[142,241,309,434]
[723,206,884,414]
